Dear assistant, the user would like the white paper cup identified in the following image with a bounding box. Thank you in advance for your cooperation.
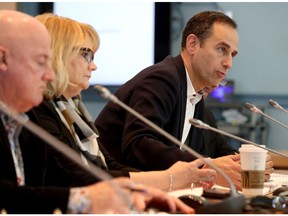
[239,144,267,197]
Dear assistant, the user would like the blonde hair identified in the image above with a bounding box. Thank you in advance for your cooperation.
[35,13,100,99]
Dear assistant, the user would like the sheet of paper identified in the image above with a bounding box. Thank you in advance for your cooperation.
[168,187,203,198]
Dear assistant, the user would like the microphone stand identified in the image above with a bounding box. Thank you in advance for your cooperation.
[0,101,111,181]
[245,102,288,130]
[269,99,288,115]
[0,101,133,211]
[189,118,288,159]
[94,84,245,214]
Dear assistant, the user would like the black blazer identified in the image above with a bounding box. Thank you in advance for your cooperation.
[29,99,138,177]
[95,55,205,171]
[0,111,98,213]
[201,106,238,158]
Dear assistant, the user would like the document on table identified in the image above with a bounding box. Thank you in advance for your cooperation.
[168,172,288,198]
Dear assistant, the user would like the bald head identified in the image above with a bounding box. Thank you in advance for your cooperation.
[0,10,49,48]
[0,10,54,113]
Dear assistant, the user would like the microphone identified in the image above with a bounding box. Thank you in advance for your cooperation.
[0,100,136,211]
[244,102,288,130]
[189,118,288,159]
[269,99,288,115]
[94,84,245,214]
[0,101,112,181]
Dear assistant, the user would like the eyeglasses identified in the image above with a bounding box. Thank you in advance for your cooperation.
[80,47,94,63]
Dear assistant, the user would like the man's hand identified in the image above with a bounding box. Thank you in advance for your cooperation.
[265,154,274,181]
[203,154,242,190]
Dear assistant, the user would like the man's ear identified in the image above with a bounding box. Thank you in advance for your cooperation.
[186,34,199,53]
[0,47,8,71]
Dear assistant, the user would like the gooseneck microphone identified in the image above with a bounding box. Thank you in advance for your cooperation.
[189,118,288,158]
[0,101,111,181]
[269,99,288,115]
[94,84,245,214]
[244,102,288,130]
[0,101,135,211]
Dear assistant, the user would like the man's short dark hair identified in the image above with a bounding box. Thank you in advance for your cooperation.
[181,11,237,48]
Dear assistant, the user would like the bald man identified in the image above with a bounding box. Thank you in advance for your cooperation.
[0,10,193,214]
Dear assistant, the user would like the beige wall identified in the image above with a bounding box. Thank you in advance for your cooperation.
[0,2,17,10]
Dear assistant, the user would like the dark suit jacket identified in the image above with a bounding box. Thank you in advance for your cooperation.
[201,106,238,158]
[30,99,138,177]
[0,111,98,213]
[95,55,205,171]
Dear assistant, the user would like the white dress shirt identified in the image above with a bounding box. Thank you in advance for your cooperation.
[1,114,25,185]
[181,69,203,146]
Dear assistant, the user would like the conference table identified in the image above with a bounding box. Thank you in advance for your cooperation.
[270,150,288,170]
[168,153,288,214]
